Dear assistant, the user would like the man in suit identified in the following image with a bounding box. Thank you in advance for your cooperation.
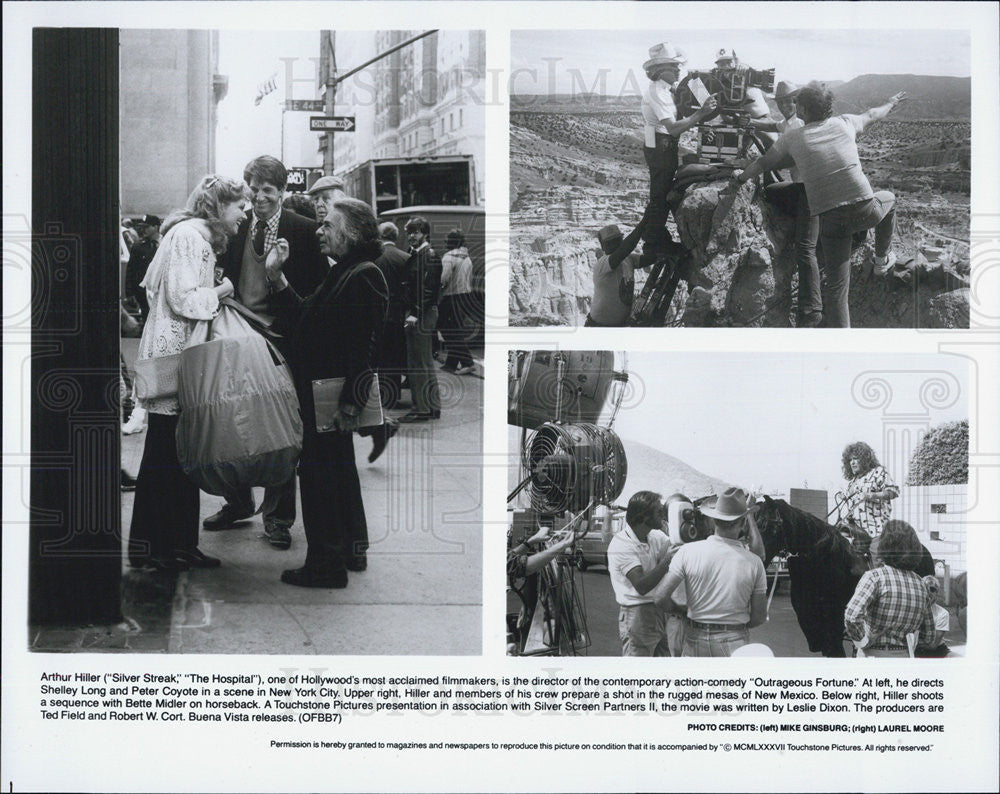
[202,155,327,550]
[398,216,442,422]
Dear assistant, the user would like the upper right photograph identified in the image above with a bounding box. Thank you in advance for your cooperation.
[509,29,971,329]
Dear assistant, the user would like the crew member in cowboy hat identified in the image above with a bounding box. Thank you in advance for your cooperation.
[640,42,717,248]
[652,486,768,657]
[750,79,823,327]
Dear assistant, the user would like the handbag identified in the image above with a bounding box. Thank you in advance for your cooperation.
[133,320,210,400]
[312,374,384,431]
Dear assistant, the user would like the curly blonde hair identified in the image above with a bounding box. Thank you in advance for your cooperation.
[841,441,881,480]
[162,175,250,253]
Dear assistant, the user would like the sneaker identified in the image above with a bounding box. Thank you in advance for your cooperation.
[122,406,147,435]
[121,470,138,491]
[264,520,292,550]
[454,364,476,376]
[440,362,458,372]
[873,251,896,276]
[203,503,254,531]
[397,411,434,423]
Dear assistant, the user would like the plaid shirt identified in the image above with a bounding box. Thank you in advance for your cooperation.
[843,465,898,536]
[251,210,281,255]
[844,565,936,648]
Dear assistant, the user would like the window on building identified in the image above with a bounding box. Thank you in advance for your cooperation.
[449,113,454,131]
[459,108,463,127]
[441,119,445,136]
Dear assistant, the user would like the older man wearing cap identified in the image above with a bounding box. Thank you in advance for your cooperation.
[307,175,347,223]
[124,214,162,321]
[750,81,823,327]
[641,42,717,247]
[585,204,653,327]
[653,487,767,657]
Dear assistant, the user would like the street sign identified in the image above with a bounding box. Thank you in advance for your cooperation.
[284,99,325,112]
[309,116,356,132]
[286,168,308,192]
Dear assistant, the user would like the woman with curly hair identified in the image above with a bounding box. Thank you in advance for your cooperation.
[128,174,249,571]
[836,441,899,539]
[733,81,907,327]
[844,519,936,657]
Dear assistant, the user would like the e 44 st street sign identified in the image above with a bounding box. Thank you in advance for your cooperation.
[309,116,356,132]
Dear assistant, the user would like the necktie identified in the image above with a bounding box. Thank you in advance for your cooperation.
[253,219,266,256]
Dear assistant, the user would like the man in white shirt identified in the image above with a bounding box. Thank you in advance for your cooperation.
[654,487,767,657]
[607,491,681,656]
[640,42,716,248]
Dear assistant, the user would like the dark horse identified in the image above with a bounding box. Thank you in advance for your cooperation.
[756,497,936,657]
[756,496,866,657]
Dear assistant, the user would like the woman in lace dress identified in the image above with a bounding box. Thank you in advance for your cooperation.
[128,175,248,571]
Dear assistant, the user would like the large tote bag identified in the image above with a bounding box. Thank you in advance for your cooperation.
[175,303,303,495]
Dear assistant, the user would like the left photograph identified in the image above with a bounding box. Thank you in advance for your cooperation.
[38,29,485,654]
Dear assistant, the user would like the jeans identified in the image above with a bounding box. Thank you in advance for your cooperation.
[643,133,679,238]
[682,622,750,657]
[766,182,821,321]
[618,603,672,657]
[405,304,441,414]
[819,192,896,328]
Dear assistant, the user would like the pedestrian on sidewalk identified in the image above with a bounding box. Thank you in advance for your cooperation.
[264,197,389,588]
[202,155,328,550]
[399,216,443,423]
[437,228,476,375]
[128,174,248,571]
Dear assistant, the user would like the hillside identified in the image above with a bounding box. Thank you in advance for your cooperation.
[831,74,970,119]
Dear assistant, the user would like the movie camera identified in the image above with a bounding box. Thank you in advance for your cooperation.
[677,62,776,164]
[507,351,631,656]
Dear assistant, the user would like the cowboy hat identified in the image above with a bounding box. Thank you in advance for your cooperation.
[774,80,800,101]
[597,224,623,246]
[643,42,687,73]
[700,486,752,521]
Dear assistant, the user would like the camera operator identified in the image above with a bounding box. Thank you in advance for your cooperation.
[607,491,683,657]
[732,82,908,327]
[652,487,767,657]
[641,43,717,247]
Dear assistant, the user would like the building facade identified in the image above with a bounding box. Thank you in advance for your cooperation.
[318,30,485,204]
[120,30,228,216]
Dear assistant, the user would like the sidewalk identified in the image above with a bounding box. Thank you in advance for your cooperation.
[54,338,483,655]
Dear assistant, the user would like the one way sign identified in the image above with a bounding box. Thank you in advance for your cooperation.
[309,116,356,132]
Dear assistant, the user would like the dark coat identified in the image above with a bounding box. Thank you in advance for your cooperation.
[125,236,158,299]
[402,244,442,320]
[270,254,389,431]
[375,241,411,321]
[219,207,327,309]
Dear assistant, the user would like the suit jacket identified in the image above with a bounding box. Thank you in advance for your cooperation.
[402,243,442,320]
[375,242,410,321]
[219,207,327,310]
[270,255,389,432]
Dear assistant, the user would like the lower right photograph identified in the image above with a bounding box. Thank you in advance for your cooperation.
[506,350,969,658]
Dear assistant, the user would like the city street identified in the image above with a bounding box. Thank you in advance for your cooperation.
[117,336,483,655]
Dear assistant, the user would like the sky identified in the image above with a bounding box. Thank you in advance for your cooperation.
[215,30,324,179]
[603,352,969,496]
[510,29,970,96]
